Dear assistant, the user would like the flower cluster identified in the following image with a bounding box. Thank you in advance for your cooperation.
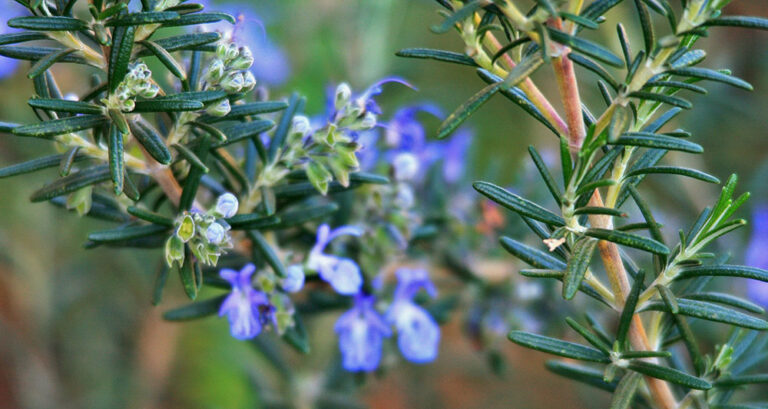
[335,268,441,371]
[165,193,238,268]
[103,61,159,112]
[218,263,301,340]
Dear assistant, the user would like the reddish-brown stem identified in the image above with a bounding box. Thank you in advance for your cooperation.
[549,16,678,408]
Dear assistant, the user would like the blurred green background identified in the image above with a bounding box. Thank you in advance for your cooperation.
[0,1,767,408]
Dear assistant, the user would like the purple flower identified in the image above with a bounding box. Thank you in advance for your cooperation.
[197,1,291,86]
[330,77,413,122]
[384,104,442,150]
[307,224,364,295]
[0,4,28,80]
[746,206,768,307]
[442,128,472,183]
[335,293,391,372]
[218,264,271,340]
[282,264,305,293]
[386,268,441,363]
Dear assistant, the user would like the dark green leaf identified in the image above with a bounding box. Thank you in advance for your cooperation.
[528,146,562,206]
[88,224,169,242]
[268,203,339,230]
[628,91,692,109]
[128,119,172,165]
[226,214,280,230]
[642,299,768,330]
[547,27,624,67]
[107,123,124,195]
[8,16,88,31]
[645,80,708,94]
[127,206,174,226]
[610,373,642,409]
[172,143,209,172]
[160,12,235,27]
[162,294,227,321]
[27,48,76,79]
[438,82,502,139]
[395,48,478,67]
[683,293,765,314]
[627,361,712,390]
[131,99,204,112]
[508,330,610,363]
[668,67,753,91]
[569,53,619,90]
[573,206,627,217]
[474,181,565,226]
[200,101,289,123]
[282,314,310,354]
[545,360,617,392]
[179,135,211,211]
[704,16,768,31]
[431,1,483,33]
[0,46,87,63]
[13,114,107,139]
[500,236,566,270]
[560,12,599,29]
[138,40,186,83]
[108,24,136,92]
[179,255,198,300]
[585,228,669,255]
[28,98,103,114]
[0,31,48,46]
[142,32,221,54]
[0,152,85,178]
[247,230,286,277]
[213,120,275,147]
[565,317,611,353]
[268,92,303,162]
[105,11,179,26]
[617,274,644,347]
[626,166,720,183]
[613,132,702,153]
[715,374,768,387]
[675,265,768,283]
[563,238,598,300]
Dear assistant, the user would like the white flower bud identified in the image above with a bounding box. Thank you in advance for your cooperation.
[241,71,256,92]
[138,83,160,99]
[231,47,254,70]
[205,222,226,244]
[225,43,239,62]
[282,265,306,293]
[347,111,376,131]
[206,99,231,117]
[334,82,352,110]
[392,152,420,182]
[206,59,226,82]
[221,72,244,93]
[215,193,239,218]
[120,98,135,112]
[290,115,311,137]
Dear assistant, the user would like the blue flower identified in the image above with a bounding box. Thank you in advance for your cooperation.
[384,103,442,151]
[335,293,391,372]
[307,224,364,295]
[218,263,271,340]
[0,4,28,80]
[386,268,441,363]
[282,264,305,293]
[746,206,768,307]
[197,1,291,86]
[441,128,472,184]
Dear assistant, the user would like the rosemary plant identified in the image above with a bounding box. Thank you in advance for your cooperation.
[399,0,768,408]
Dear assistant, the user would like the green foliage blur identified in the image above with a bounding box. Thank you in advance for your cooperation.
[0,1,766,408]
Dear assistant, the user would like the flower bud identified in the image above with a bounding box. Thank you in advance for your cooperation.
[282,265,306,293]
[206,98,231,117]
[206,59,225,82]
[241,71,256,92]
[120,98,135,112]
[290,115,311,137]
[215,193,239,218]
[206,222,226,244]
[231,47,254,70]
[348,112,376,131]
[177,214,196,242]
[165,235,185,267]
[138,83,159,99]
[221,72,244,93]
[392,152,419,181]
[334,82,352,111]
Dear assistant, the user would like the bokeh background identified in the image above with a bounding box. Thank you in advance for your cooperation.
[0,1,767,408]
